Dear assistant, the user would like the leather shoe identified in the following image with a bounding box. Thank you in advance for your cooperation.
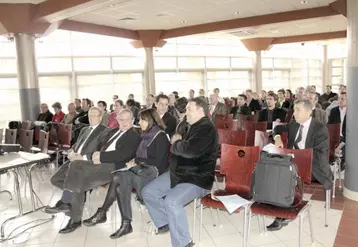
[156,224,169,235]
[44,201,71,214]
[267,218,291,231]
[110,220,133,239]
[83,208,107,227]
[59,220,82,234]
[185,241,194,247]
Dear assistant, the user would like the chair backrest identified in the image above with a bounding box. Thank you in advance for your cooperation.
[39,130,49,153]
[58,123,72,147]
[220,144,260,196]
[327,123,340,161]
[215,116,234,130]
[215,114,233,122]
[5,128,17,144]
[21,120,33,130]
[0,128,3,143]
[218,129,247,146]
[285,110,294,123]
[271,147,313,184]
[242,121,268,146]
[238,114,258,122]
[19,129,34,152]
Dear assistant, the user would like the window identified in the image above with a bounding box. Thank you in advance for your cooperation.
[77,74,114,104]
[262,70,290,92]
[207,71,251,97]
[0,59,17,74]
[178,57,205,69]
[39,76,72,109]
[206,57,230,69]
[0,41,16,57]
[0,78,21,128]
[112,57,144,71]
[73,58,111,71]
[231,58,253,68]
[154,57,177,69]
[113,73,144,104]
[37,58,72,73]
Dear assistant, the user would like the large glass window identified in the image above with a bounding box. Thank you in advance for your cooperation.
[37,58,72,73]
[112,57,144,71]
[262,70,290,91]
[73,57,111,71]
[113,73,144,104]
[39,76,72,109]
[0,59,17,74]
[77,74,114,104]
[0,78,21,128]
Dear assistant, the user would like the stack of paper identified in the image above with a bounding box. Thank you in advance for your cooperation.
[215,195,252,214]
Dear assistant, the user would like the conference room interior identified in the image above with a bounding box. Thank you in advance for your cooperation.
[0,0,357,247]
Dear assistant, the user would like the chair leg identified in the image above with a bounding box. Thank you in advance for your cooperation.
[243,206,248,247]
[199,204,203,242]
[307,208,314,244]
[299,214,304,247]
[257,215,262,234]
[332,162,337,199]
[209,207,216,227]
[338,162,342,189]
[193,198,197,244]
[247,210,252,246]
[325,189,330,227]
[216,208,222,227]
[262,216,267,234]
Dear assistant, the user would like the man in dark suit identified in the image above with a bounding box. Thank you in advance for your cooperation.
[128,93,141,109]
[73,98,91,125]
[277,89,290,109]
[269,99,333,231]
[320,85,337,104]
[209,94,229,122]
[156,94,177,138]
[145,94,157,110]
[245,89,261,112]
[230,94,251,118]
[37,103,53,122]
[45,109,141,234]
[308,92,327,124]
[258,92,286,130]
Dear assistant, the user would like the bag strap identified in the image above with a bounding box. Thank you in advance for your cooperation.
[249,168,256,198]
[147,130,165,147]
[290,176,303,207]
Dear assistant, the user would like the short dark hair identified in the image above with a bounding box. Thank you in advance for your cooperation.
[326,85,332,89]
[267,92,278,101]
[175,97,189,114]
[172,91,178,96]
[238,94,247,101]
[126,99,135,107]
[277,89,285,94]
[139,108,165,131]
[148,94,155,98]
[128,93,134,97]
[52,102,62,109]
[190,97,209,116]
[113,95,119,99]
[156,94,169,103]
[115,99,124,107]
[97,101,107,110]
[74,98,81,103]
[189,89,195,94]
[285,89,293,98]
[82,98,91,106]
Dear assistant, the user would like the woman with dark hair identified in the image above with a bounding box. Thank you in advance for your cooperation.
[82,108,170,239]
[126,99,140,125]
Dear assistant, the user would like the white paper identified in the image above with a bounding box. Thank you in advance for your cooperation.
[262,143,279,153]
[111,167,130,174]
[215,195,251,214]
[19,152,50,161]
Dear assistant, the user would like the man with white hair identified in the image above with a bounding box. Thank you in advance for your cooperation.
[45,108,141,234]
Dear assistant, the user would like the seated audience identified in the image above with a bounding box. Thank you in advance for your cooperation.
[156,94,177,137]
[51,102,65,123]
[145,94,156,109]
[258,92,286,130]
[62,103,78,124]
[97,101,109,126]
[109,95,118,112]
[188,89,195,100]
[128,93,141,109]
[246,89,261,112]
[83,108,170,239]
[290,87,305,109]
[168,93,180,120]
[213,88,224,103]
[73,98,91,125]
[142,97,218,247]
[209,93,229,122]
[198,89,209,103]
[230,94,252,118]
[37,103,53,123]
[107,99,124,128]
[175,97,189,120]
[320,85,337,103]
[126,99,140,125]
[45,109,141,234]
[326,85,346,118]
[271,99,333,231]
[308,92,327,124]
[277,89,290,109]
[74,98,82,113]
[172,91,179,100]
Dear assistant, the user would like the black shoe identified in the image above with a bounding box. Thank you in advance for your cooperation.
[59,220,82,234]
[44,201,71,214]
[185,241,194,247]
[156,224,170,235]
[83,208,107,227]
[266,218,291,231]
[110,220,133,239]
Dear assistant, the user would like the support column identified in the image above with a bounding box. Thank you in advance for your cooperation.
[253,51,263,92]
[144,47,156,95]
[322,45,329,90]
[15,33,40,121]
[344,0,358,201]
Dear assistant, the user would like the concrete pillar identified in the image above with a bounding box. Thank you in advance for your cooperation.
[144,47,156,95]
[14,33,40,121]
[322,45,329,90]
[253,51,263,92]
[344,0,358,201]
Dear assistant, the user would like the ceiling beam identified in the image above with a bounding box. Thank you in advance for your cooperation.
[271,31,347,45]
[34,0,108,21]
[59,20,140,40]
[161,6,338,39]
[241,38,274,51]
[329,0,347,17]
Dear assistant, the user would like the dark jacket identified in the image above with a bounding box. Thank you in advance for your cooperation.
[320,92,337,103]
[281,100,291,109]
[211,102,229,122]
[274,119,333,190]
[73,110,89,125]
[162,112,177,138]
[170,117,218,190]
[258,108,287,129]
[327,106,342,125]
[135,131,169,175]
[99,128,141,170]
[248,99,261,112]
[37,111,53,123]
[230,104,252,118]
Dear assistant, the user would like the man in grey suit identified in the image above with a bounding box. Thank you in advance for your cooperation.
[45,109,141,234]
[308,92,327,124]
[209,94,229,122]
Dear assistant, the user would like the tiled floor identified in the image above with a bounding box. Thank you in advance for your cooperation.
[0,166,352,247]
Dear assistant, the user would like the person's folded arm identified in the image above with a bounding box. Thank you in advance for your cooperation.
[313,126,329,169]
[171,125,216,159]
[273,123,288,136]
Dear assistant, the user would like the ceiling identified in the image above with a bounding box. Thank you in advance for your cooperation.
[0,0,46,3]
[67,0,335,30]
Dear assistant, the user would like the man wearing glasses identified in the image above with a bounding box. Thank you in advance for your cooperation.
[156,94,177,138]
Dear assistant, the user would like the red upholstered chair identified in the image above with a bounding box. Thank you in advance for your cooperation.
[238,114,258,123]
[199,145,260,247]
[242,121,267,146]
[285,109,294,123]
[58,124,72,148]
[5,128,17,144]
[248,148,314,247]
[215,114,234,130]
[19,129,34,152]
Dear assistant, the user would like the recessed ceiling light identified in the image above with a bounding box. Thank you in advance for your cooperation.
[181,21,187,24]
[301,0,308,4]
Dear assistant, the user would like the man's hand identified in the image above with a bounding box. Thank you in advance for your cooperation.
[275,119,281,122]
[171,134,182,144]
[68,151,82,161]
[274,135,283,148]
[126,160,137,168]
[92,152,101,164]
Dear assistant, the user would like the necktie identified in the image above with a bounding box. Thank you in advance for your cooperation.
[294,125,304,149]
[102,131,122,151]
[78,127,92,146]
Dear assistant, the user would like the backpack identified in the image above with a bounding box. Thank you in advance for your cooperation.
[250,151,303,208]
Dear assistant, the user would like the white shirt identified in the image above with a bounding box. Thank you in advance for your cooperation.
[339,107,347,137]
[210,104,217,115]
[294,117,312,150]
[106,129,127,152]
[78,124,99,154]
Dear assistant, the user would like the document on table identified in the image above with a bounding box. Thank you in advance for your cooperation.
[262,143,280,153]
[215,195,252,214]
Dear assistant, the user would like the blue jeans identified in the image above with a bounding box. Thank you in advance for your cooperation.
[142,172,209,247]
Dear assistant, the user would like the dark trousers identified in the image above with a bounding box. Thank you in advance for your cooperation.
[100,165,158,221]
[51,160,115,221]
